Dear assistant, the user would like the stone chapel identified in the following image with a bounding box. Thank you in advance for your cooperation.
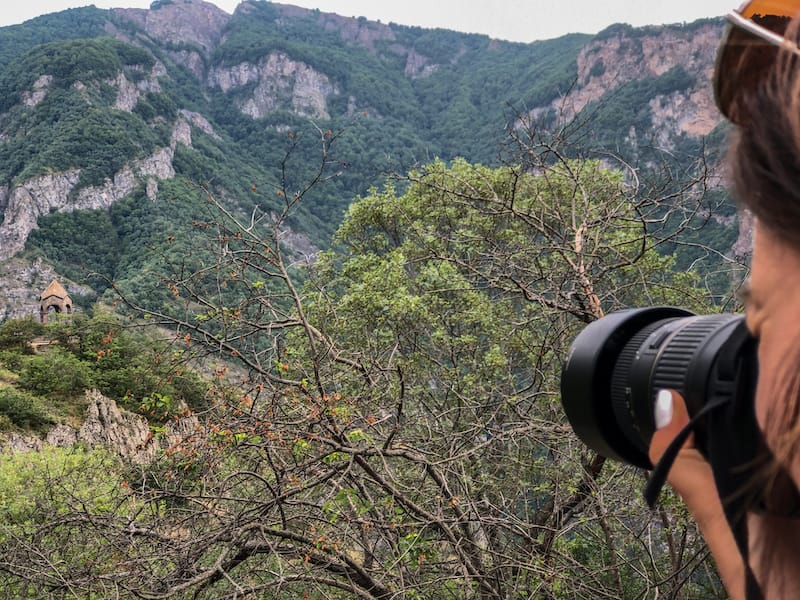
[39,279,72,324]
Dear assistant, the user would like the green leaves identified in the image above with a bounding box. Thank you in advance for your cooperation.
[0,386,53,431]
[20,346,94,398]
[0,446,122,523]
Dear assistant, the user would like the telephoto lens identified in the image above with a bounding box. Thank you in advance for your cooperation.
[560,307,747,469]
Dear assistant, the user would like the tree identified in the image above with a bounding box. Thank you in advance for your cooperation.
[0,123,726,598]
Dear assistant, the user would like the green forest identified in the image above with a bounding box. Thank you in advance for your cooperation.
[0,150,729,598]
[0,2,744,598]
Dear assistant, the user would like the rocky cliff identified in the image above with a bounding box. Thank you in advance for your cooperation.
[0,145,176,261]
[1,389,201,464]
[112,0,230,54]
[208,51,339,119]
[529,22,724,145]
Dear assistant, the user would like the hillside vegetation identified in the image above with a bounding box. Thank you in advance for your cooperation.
[0,140,729,598]
[0,1,738,320]
[0,313,207,430]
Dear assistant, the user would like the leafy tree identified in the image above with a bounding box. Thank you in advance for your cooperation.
[0,312,209,428]
[0,317,45,352]
[0,446,134,597]
[0,120,727,598]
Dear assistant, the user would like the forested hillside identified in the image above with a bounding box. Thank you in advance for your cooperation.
[0,0,736,320]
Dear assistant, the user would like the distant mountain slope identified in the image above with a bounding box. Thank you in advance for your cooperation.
[0,0,733,320]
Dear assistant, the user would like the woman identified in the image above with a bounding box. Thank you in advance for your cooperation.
[650,2,800,597]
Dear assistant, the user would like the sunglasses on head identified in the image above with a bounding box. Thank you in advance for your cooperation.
[715,0,800,124]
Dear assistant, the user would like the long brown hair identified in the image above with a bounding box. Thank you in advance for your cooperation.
[728,18,800,595]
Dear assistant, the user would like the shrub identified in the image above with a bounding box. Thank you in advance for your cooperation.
[19,347,93,398]
[0,318,45,351]
[0,386,53,430]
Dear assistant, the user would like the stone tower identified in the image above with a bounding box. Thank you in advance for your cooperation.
[39,279,72,324]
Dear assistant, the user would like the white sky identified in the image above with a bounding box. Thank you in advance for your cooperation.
[1,1,735,42]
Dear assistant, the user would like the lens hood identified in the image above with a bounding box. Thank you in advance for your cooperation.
[561,307,693,467]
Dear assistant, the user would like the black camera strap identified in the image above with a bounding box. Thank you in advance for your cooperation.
[643,360,768,597]
[643,396,728,508]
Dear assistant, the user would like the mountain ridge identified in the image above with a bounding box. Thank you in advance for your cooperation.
[0,0,736,320]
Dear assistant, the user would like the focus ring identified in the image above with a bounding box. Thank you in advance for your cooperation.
[609,318,678,451]
[610,319,670,412]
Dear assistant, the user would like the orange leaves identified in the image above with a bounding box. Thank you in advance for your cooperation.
[96,330,116,360]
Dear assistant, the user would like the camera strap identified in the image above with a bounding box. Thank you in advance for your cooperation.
[643,395,728,508]
[642,329,765,596]
[645,322,800,514]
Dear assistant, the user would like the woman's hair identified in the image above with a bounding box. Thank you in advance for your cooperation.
[729,16,800,469]
[729,20,800,253]
[727,19,800,594]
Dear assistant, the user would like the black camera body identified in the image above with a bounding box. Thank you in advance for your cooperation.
[560,307,751,469]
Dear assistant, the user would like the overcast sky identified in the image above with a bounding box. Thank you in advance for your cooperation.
[1,1,735,42]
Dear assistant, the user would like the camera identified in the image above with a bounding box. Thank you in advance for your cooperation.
[560,307,751,469]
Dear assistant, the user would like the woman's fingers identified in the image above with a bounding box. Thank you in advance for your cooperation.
[649,389,693,466]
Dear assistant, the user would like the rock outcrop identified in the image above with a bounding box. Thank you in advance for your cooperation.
[208,52,339,120]
[21,75,54,107]
[530,22,724,142]
[0,390,201,465]
[112,62,166,112]
[273,3,397,53]
[112,0,230,55]
[0,145,175,260]
[78,390,157,463]
[180,109,219,137]
[0,170,81,260]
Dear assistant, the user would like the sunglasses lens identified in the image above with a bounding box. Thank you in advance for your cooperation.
[740,0,800,19]
[715,2,800,123]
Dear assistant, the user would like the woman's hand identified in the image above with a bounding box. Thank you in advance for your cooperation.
[649,389,717,508]
[649,389,746,600]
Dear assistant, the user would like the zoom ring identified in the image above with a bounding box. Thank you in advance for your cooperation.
[650,315,737,395]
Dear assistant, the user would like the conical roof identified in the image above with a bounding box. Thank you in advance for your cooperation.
[40,279,70,301]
